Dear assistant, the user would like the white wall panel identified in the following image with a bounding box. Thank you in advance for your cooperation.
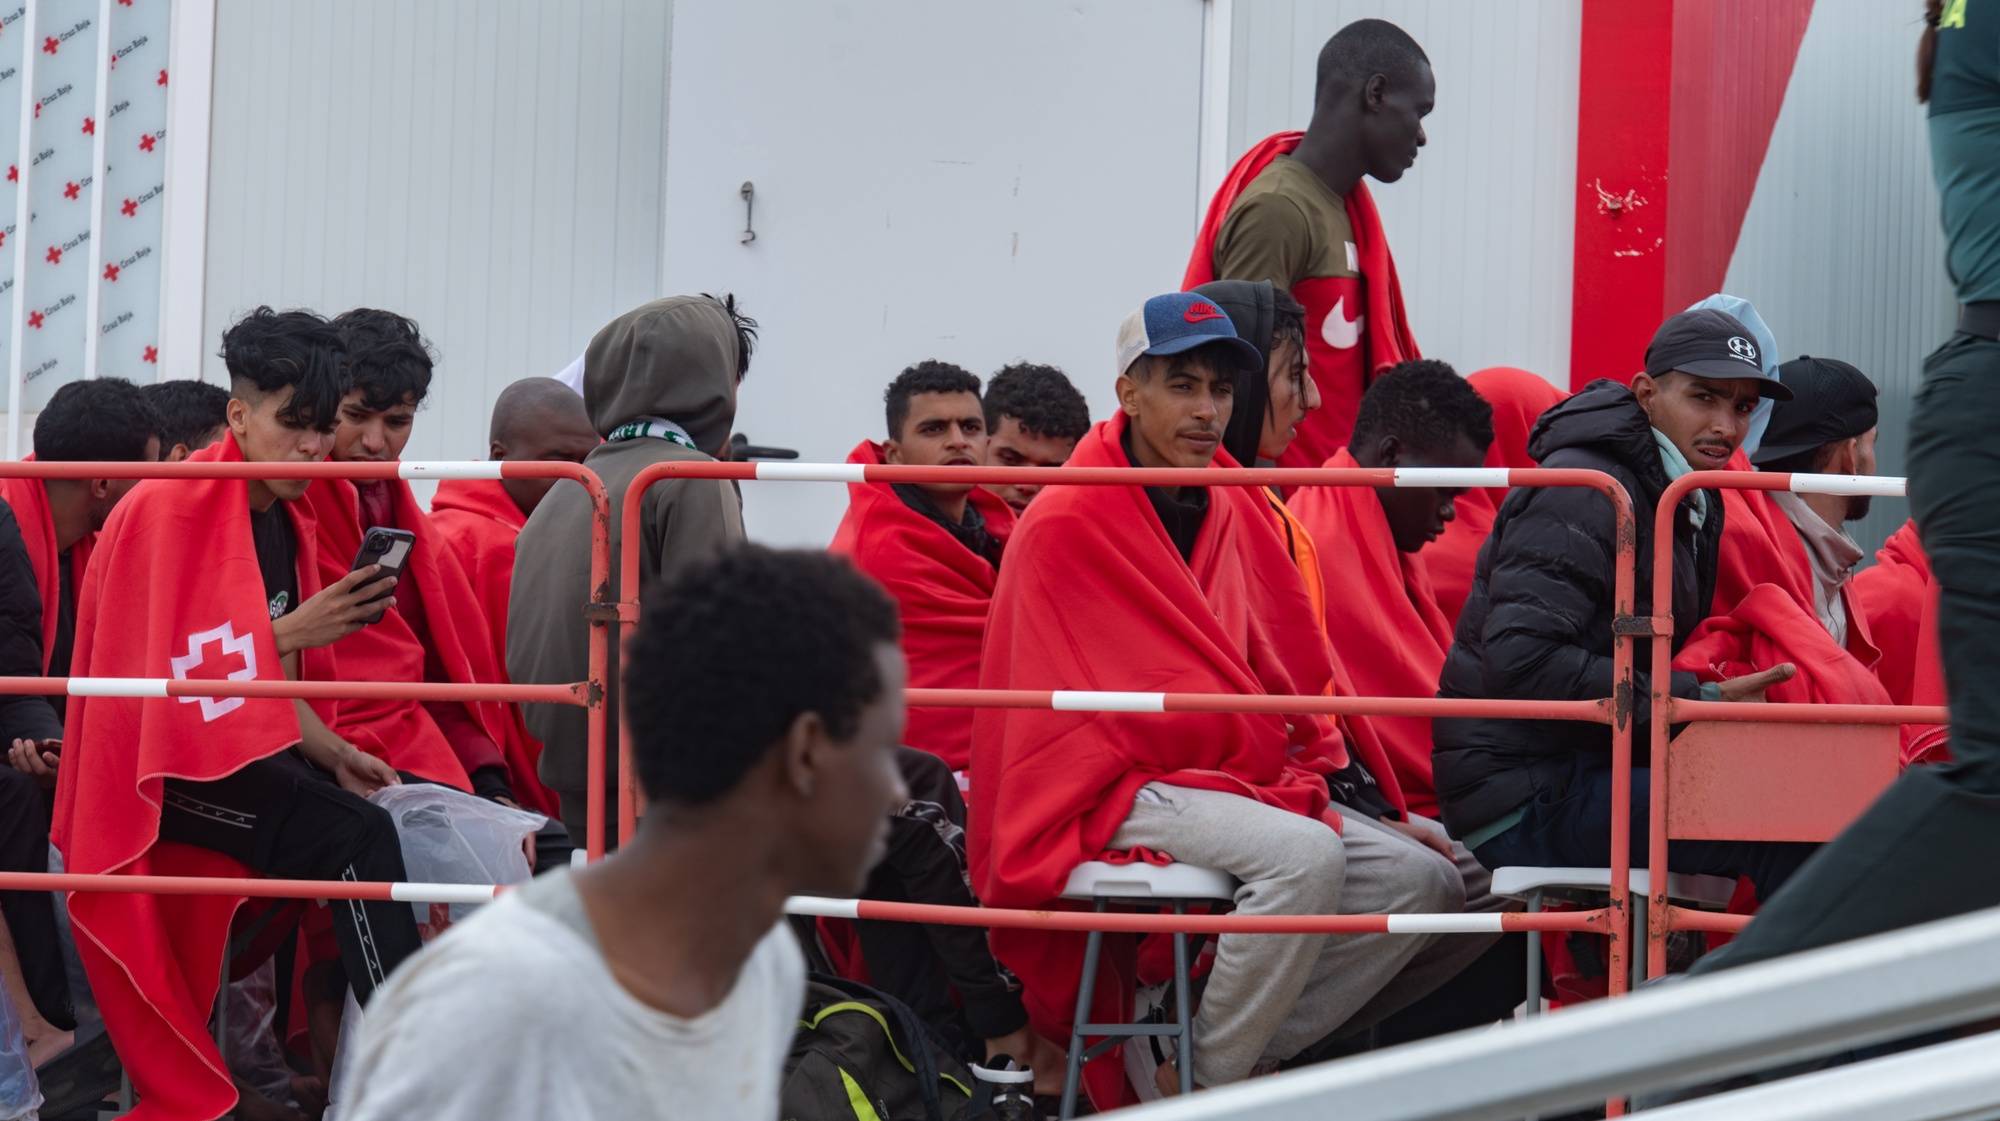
[201,0,671,475]
[659,0,1207,547]
[1722,0,1956,551]
[1226,0,1583,387]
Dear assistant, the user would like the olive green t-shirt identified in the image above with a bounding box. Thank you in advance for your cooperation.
[1212,156,1358,290]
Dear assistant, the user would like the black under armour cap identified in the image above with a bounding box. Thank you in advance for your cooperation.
[1750,356,1878,466]
[1642,309,1793,400]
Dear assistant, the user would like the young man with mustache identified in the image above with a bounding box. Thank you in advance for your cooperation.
[1434,308,1815,901]
[829,363,1064,1090]
[973,293,1473,1104]
[980,362,1091,514]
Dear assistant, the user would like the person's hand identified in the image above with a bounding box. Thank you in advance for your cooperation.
[984,1025,1069,1098]
[1715,663,1795,703]
[1380,815,1456,861]
[329,746,400,797]
[272,566,397,655]
[8,739,59,789]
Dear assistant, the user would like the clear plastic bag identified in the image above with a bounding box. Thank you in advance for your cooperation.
[0,983,42,1120]
[222,959,295,1109]
[324,785,545,1118]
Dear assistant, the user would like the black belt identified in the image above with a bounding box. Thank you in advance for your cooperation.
[1963,301,2000,341]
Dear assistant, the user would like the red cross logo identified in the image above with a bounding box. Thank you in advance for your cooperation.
[62,182,78,201]
[41,36,55,55]
[103,263,119,282]
[27,311,43,329]
[118,0,133,6]
[80,116,93,135]
[138,134,156,153]
[142,344,158,363]
[31,102,38,120]
[0,232,8,248]
[120,198,136,217]
[170,622,258,722]
[156,68,168,87]
[44,246,61,265]
[5,166,16,183]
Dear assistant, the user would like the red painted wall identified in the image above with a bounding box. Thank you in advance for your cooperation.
[1569,0,1814,389]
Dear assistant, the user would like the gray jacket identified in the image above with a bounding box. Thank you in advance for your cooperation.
[507,296,746,810]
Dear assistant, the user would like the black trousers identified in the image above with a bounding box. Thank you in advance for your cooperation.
[855,748,1027,1056]
[1473,763,1817,902]
[0,767,70,1028]
[1692,332,2000,974]
[158,749,422,1004]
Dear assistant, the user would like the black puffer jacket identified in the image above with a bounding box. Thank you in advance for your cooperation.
[1432,380,1721,838]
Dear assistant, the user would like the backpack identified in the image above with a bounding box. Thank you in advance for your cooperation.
[782,974,1007,1121]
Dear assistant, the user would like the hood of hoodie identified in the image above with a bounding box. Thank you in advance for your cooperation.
[1192,279,1278,469]
[583,295,740,456]
[1527,378,1671,499]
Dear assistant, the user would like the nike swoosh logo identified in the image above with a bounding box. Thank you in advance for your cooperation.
[1184,301,1226,324]
[1321,296,1364,350]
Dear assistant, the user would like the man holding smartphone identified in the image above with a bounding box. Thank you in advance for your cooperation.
[52,308,426,1121]
[298,308,556,816]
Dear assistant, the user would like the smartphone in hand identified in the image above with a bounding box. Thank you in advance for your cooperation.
[350,527,416,624]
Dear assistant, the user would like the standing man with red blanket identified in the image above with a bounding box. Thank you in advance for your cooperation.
[302,309,554,815]
[974,293,1472,1102]
[1184,18,1429,466]
[53,307,421,1121]
[1290,360,1493,819]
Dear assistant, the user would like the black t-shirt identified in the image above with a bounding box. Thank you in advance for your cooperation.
[1120,426,1209,562]
[250,504,299,622]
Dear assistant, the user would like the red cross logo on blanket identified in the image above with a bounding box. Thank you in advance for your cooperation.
[169,622,257,721]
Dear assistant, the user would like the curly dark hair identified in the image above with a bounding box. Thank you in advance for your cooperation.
[884,360,981,440]
[701,292,760,383]
[623,545,901,807]
[34,378,160,462]
[144,380,230,455]
[219,307,347,433]
[1351,359,1494,457]
[983,363,1090,441]
[333,308,435,411]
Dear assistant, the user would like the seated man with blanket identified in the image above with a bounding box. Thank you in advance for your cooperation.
[144,379,231,463]
[1290,359,1492,818]
[1675,356,1891,709]
[303,309,555,815]
[53,307,421,1121]
[834,361,1011,771]
[973,292,1470,1102]
[981,362,1091,513]
[1434,308,1815,901]
[830,362,1059,1086]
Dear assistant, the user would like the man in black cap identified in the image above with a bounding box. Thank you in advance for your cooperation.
[1435,308,1813,900]
[1750,357,1881,646]
[1669,2,2000,982]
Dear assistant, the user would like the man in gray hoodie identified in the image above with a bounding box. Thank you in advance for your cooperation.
[508,294,757,845]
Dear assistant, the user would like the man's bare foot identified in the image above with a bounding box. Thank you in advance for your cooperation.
[24,1024,71,1069]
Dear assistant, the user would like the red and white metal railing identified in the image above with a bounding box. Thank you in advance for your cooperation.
[1645,470,1935,973]
[618,460,1646,990]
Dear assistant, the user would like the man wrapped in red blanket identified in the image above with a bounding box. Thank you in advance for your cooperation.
[972,294,1470,1105]
[54,309,422,1120]
[1183,18,1431,469]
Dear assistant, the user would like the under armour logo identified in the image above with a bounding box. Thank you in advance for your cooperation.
[1726,336,1758,364]
[168,622,258,722]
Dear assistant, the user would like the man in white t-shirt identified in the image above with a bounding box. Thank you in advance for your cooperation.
[343,545,912,1119]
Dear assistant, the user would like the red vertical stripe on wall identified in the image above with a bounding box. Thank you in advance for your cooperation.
[1570,0,1815,390]
[1570,0,1675,389]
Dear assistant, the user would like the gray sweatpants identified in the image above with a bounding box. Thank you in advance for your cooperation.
[1108,783,1499,1086]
